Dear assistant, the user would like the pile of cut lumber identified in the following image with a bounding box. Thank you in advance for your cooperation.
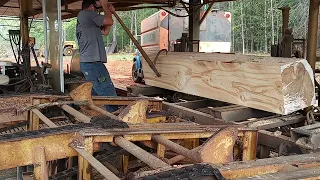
[142,52,315,115]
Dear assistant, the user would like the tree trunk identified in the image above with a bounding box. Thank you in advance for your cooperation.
[231,2,234,52]
[113,19,117,53]
[134,11,138,39]
[271,0,274,45]
[264,0,267,52]
[130,11,134,52]
[241,0,245,54]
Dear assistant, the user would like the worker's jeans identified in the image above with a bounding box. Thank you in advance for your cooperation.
[80,62,118,112]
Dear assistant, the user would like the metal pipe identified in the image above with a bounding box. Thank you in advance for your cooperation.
[167,146,201,165]
[42,0,48,63]
[88,104,120,120]
[152,135,201,163]
[307,0,319,72]
[57,0,64,92]
[61,105,91,123]
[114,136,170,169]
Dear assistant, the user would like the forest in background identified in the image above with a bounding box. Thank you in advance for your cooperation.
[0,0,313,56]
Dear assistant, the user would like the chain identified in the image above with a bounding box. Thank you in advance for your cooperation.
[306,106,320,125]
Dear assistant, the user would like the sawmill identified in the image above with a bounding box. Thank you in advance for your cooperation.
[0,0,320,179]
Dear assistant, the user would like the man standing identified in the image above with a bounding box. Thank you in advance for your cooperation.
[76,0,118,112]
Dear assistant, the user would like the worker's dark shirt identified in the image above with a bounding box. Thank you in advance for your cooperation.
[76,10,106,63]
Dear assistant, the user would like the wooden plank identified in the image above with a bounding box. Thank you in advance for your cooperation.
[142,52,315,115]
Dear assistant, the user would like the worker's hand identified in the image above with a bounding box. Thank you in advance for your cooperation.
[107,3,115,13]
[99,0,108,5]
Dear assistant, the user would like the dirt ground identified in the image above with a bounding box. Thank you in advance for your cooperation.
[106,60,135,90]
[3,53,135,90]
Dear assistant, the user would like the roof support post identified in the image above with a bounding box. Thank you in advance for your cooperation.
[307,0,319,72]
[188,3,200,52]
[20,0,32,76]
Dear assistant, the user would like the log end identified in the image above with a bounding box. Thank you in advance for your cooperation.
[69,82,94,104]
[118,100,149,124]
[199,127,238,164]
[281,59,316,115]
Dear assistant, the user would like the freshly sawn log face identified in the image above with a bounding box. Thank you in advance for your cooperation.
[142,52,315,115]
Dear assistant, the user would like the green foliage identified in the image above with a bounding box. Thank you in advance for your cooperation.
[0,1,310,54]
[220,0,309,53]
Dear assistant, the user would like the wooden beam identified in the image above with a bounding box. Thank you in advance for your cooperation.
[200,2,214,25]
[0,0,11,7]
[188,5,201,52]
[142,52,315,115]
[307,0,319,72]
[20,0,32,76]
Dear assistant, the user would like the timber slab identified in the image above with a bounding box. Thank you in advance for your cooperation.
[142,52,315,115]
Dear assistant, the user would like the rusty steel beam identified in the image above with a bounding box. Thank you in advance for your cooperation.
[306,0,320,72]
[162,101,230,125]
[68,83,121,120]
[60,105,91,123]
[153,127,238,164]
[32,95,162,111]
[72,145,120,180]
[31,109,58,128]
[0,133,76,170]
[132,152,320,179]
[241,130,258,161]
[114,136,170,169]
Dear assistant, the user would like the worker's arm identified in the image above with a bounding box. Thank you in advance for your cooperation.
[99,0,114,26]
[101,4,115,35]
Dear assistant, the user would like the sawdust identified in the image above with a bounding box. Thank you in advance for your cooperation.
[91,115,129,128]
[0,95,32,114]
[248,120,278,128]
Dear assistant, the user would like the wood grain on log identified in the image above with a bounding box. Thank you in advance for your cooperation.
[142,52,315,114]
